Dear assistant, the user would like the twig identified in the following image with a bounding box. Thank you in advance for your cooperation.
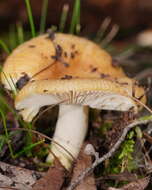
[135,68,152,80]
[67,116,152,190]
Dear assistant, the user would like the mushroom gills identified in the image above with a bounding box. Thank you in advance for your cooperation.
[16,91,137,122]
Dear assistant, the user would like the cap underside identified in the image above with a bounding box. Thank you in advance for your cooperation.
[15,78,138,122]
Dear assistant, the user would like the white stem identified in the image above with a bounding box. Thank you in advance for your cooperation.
[46,105,88,170]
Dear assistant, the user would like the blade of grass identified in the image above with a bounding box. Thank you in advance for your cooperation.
[9,75,18,96]
[21,120,34,157]
[0,94,16,114]
[16,22,24,44]
[9,25,17,50]
[94,17,111,43]
[25,0,36,37]
[59,4,69,32]
[0,108,15,158]
[69,0,81,34]
[0,40,10,54]
[39,0,48,34]
[14,140,44,158]
[75,0,81,34]
[0,135,6,153]
[0,66,17,96]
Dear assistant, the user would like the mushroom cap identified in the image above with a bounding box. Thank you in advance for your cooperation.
[1,33,125,90]
[15,77,146,122]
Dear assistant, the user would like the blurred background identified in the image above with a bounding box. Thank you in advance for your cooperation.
[1,0,152,78]
[0,0,152,35]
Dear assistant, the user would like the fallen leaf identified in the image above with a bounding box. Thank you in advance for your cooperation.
[0,161,43,190]
[68,143,96,190]
[108,176,150,190]
[32,159,65,190]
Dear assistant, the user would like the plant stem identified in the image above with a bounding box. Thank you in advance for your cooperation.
[39,0,48,34]
[59,4,69,32]
[16,22,24,44]
[25,0,36,37]
[69,0,81,34]
[0,40,10,54]
[0,109,14,158]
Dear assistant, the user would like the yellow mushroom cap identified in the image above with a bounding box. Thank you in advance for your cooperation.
[1,32,125,91]
[15,77,146,122]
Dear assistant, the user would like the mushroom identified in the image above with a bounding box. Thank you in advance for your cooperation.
[15,77,145,170]
[1,32,146,170]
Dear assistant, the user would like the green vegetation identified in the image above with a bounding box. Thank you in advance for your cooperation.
[25,0,36,37]
[39,0,49,34]
[106,130,137,174]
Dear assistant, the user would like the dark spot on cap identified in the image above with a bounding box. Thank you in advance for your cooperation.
[16,73,30,90]
[46,29,55,41]
[74,50,79,54]
[51,55,57,60]
[61,75,73,80]
[29,45,36,48]
[63,62,70,67]
[51,44,63,61]
[56,44,63,57]
[100,73,110,78]
[91,67,97,72]
[64,52,68,58]
[43,89,48,92]
[70,52,75,59]
[71,44,75,49]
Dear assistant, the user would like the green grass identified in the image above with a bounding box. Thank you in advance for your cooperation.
[25,0,36,37]
[0,108,15,158]
[39,0,48,34]
[69,0,81,34]
[59,4,69,32]
[16,22,24,44]
[0,40,10,54]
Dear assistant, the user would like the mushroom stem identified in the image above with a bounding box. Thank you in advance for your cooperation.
[46,104,89,170]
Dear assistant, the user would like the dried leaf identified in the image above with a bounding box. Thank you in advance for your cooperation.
[0,161,43,190]
[108,176,150,190]
[32,160,65,190]
[69,143,96,190]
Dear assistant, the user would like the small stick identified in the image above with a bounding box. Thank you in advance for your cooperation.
[67,117,152,190]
